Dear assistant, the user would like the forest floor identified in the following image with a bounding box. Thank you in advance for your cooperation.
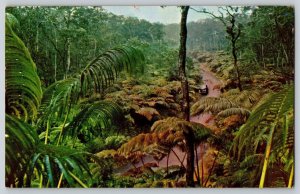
[126,61,223,185]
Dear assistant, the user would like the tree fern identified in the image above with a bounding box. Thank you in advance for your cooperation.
[217,108,250,119]
[191,97,238,116]
[5,18,42,121]
[222,89,262,109]
[38,78,80,127]
[232,84,294,187]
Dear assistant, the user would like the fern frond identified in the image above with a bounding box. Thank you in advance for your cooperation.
[191,97,238,116]
[5,114,39,187]
[217,108,250,119]
[5,18,42,120]
[222,89,262,108]
[33,144,91,187]
[65,101,124,140]
[118,129,184,161]
[38,78,80,127]
[81,46,145,97]
[233,84,294,160]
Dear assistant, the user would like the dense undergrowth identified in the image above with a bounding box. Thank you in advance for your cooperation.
[5,6,294,188]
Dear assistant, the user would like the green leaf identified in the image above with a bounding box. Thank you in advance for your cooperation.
[44,155,55,187]
[5,17,42,120]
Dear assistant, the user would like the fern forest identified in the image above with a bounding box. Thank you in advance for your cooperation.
[5,6,294,188]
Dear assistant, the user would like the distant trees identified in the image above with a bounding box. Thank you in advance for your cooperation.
[163,18,227,51]
[6,6,164,87]
[241,6,294,79]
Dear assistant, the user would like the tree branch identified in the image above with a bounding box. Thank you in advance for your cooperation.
[190,7,226,26]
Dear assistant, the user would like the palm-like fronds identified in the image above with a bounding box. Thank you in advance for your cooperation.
[5,114,91,188]
[38,46,144,129]
[66,101,124,139]
[222,89,262,109]
[217,108,250,119]
[5,114,39,187]
[29,144,91,188]
[117,131,180,161]
[232,84,294,187]
[5,18,42,121]
[6,13,19,31]
[38,78,80,127]
[151,117,212,144]
[233,84,294,156]
[81,46,145,97]
[191,97,238,116]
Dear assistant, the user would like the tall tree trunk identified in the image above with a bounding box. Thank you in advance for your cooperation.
[179,6,195,187]
[179,6,190,122]
[228,16,242,91]
[232,40,242,91]
[66,38,71,78]
[36,26,39,53]
[54,31,57,82]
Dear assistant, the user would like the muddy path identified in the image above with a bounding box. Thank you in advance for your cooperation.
[118,62,223,185]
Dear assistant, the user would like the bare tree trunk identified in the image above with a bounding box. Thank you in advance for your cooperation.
[94,39,97,58]
[36,26,39,53]
[54,31,57,82]
[179,6,195,187]
[66,38,71,78]
[179,6,190,122]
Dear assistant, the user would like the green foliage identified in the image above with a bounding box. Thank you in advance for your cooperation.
[5,114,39,187]
[233,84,294,158]
[65,101,124,141]
[191,97,238,116]
[5,6,295,188]
[104,135,129,149]
[32,144,91,188]
[6,6,162,85]
[240,6,294,77]
[5,114,91,188]
[38,78,80,128]
[5,18,42,121]
[232,84,294,187]
[81,46,145,97]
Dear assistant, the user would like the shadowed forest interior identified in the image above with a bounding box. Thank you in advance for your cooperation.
[5,6,294,188]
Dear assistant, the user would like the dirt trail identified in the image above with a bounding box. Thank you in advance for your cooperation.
[130,63,223,183]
